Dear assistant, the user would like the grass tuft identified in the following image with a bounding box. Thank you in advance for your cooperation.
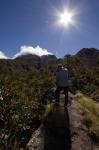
[75,91,99,143]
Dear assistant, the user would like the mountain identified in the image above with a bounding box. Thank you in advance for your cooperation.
[41,55,57,61]
[15,54,57,60]
[15,54,40,60]
[76,48,99,57]
[76,48,99,66]
[0,48,99,75]
[15,54,57,63]
[15,54,57,68]
[0,54,57,77]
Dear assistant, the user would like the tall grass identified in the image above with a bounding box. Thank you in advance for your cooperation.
[75,92,99,141]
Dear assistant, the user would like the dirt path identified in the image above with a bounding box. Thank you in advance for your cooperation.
[68,93,93,150]
[43,106,71,150]
[27,93,93,150]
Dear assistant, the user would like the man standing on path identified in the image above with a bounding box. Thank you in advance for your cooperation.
[55,64,68,107]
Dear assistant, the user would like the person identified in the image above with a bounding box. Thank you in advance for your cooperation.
[55,64,68,107]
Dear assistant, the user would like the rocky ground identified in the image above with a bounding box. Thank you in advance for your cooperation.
[68,93,93,150]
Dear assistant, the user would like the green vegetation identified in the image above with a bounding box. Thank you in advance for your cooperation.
[0,68,55,150]
[0,49,99,149]
[63,55,99,97]
[75,92,99,143]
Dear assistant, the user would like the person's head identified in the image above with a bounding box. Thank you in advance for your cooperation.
[57,64,63,70]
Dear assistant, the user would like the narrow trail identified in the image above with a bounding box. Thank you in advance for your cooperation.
[43,105,71,150]
[27,93,93,150]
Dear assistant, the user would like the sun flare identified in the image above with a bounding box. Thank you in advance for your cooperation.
[59,10,73,26]
[59,11,73,26]
[53,6,78,30]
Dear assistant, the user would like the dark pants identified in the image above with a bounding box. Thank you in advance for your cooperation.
[55,86,68,106]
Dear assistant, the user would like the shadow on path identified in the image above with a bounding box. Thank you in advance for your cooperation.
[43,105,71,150]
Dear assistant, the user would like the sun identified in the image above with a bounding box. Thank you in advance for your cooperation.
[59,11,73,26]
[52,7,78,30]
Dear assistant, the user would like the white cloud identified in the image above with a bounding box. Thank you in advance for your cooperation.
[13,45,52,58]
[0,51,8,59]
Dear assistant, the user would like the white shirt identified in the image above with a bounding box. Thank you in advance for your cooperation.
[56,67,68,87]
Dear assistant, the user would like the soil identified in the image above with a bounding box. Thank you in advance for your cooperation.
[27,93,93,150]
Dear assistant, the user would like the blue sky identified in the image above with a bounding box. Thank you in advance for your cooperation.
[0,0,99,58]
